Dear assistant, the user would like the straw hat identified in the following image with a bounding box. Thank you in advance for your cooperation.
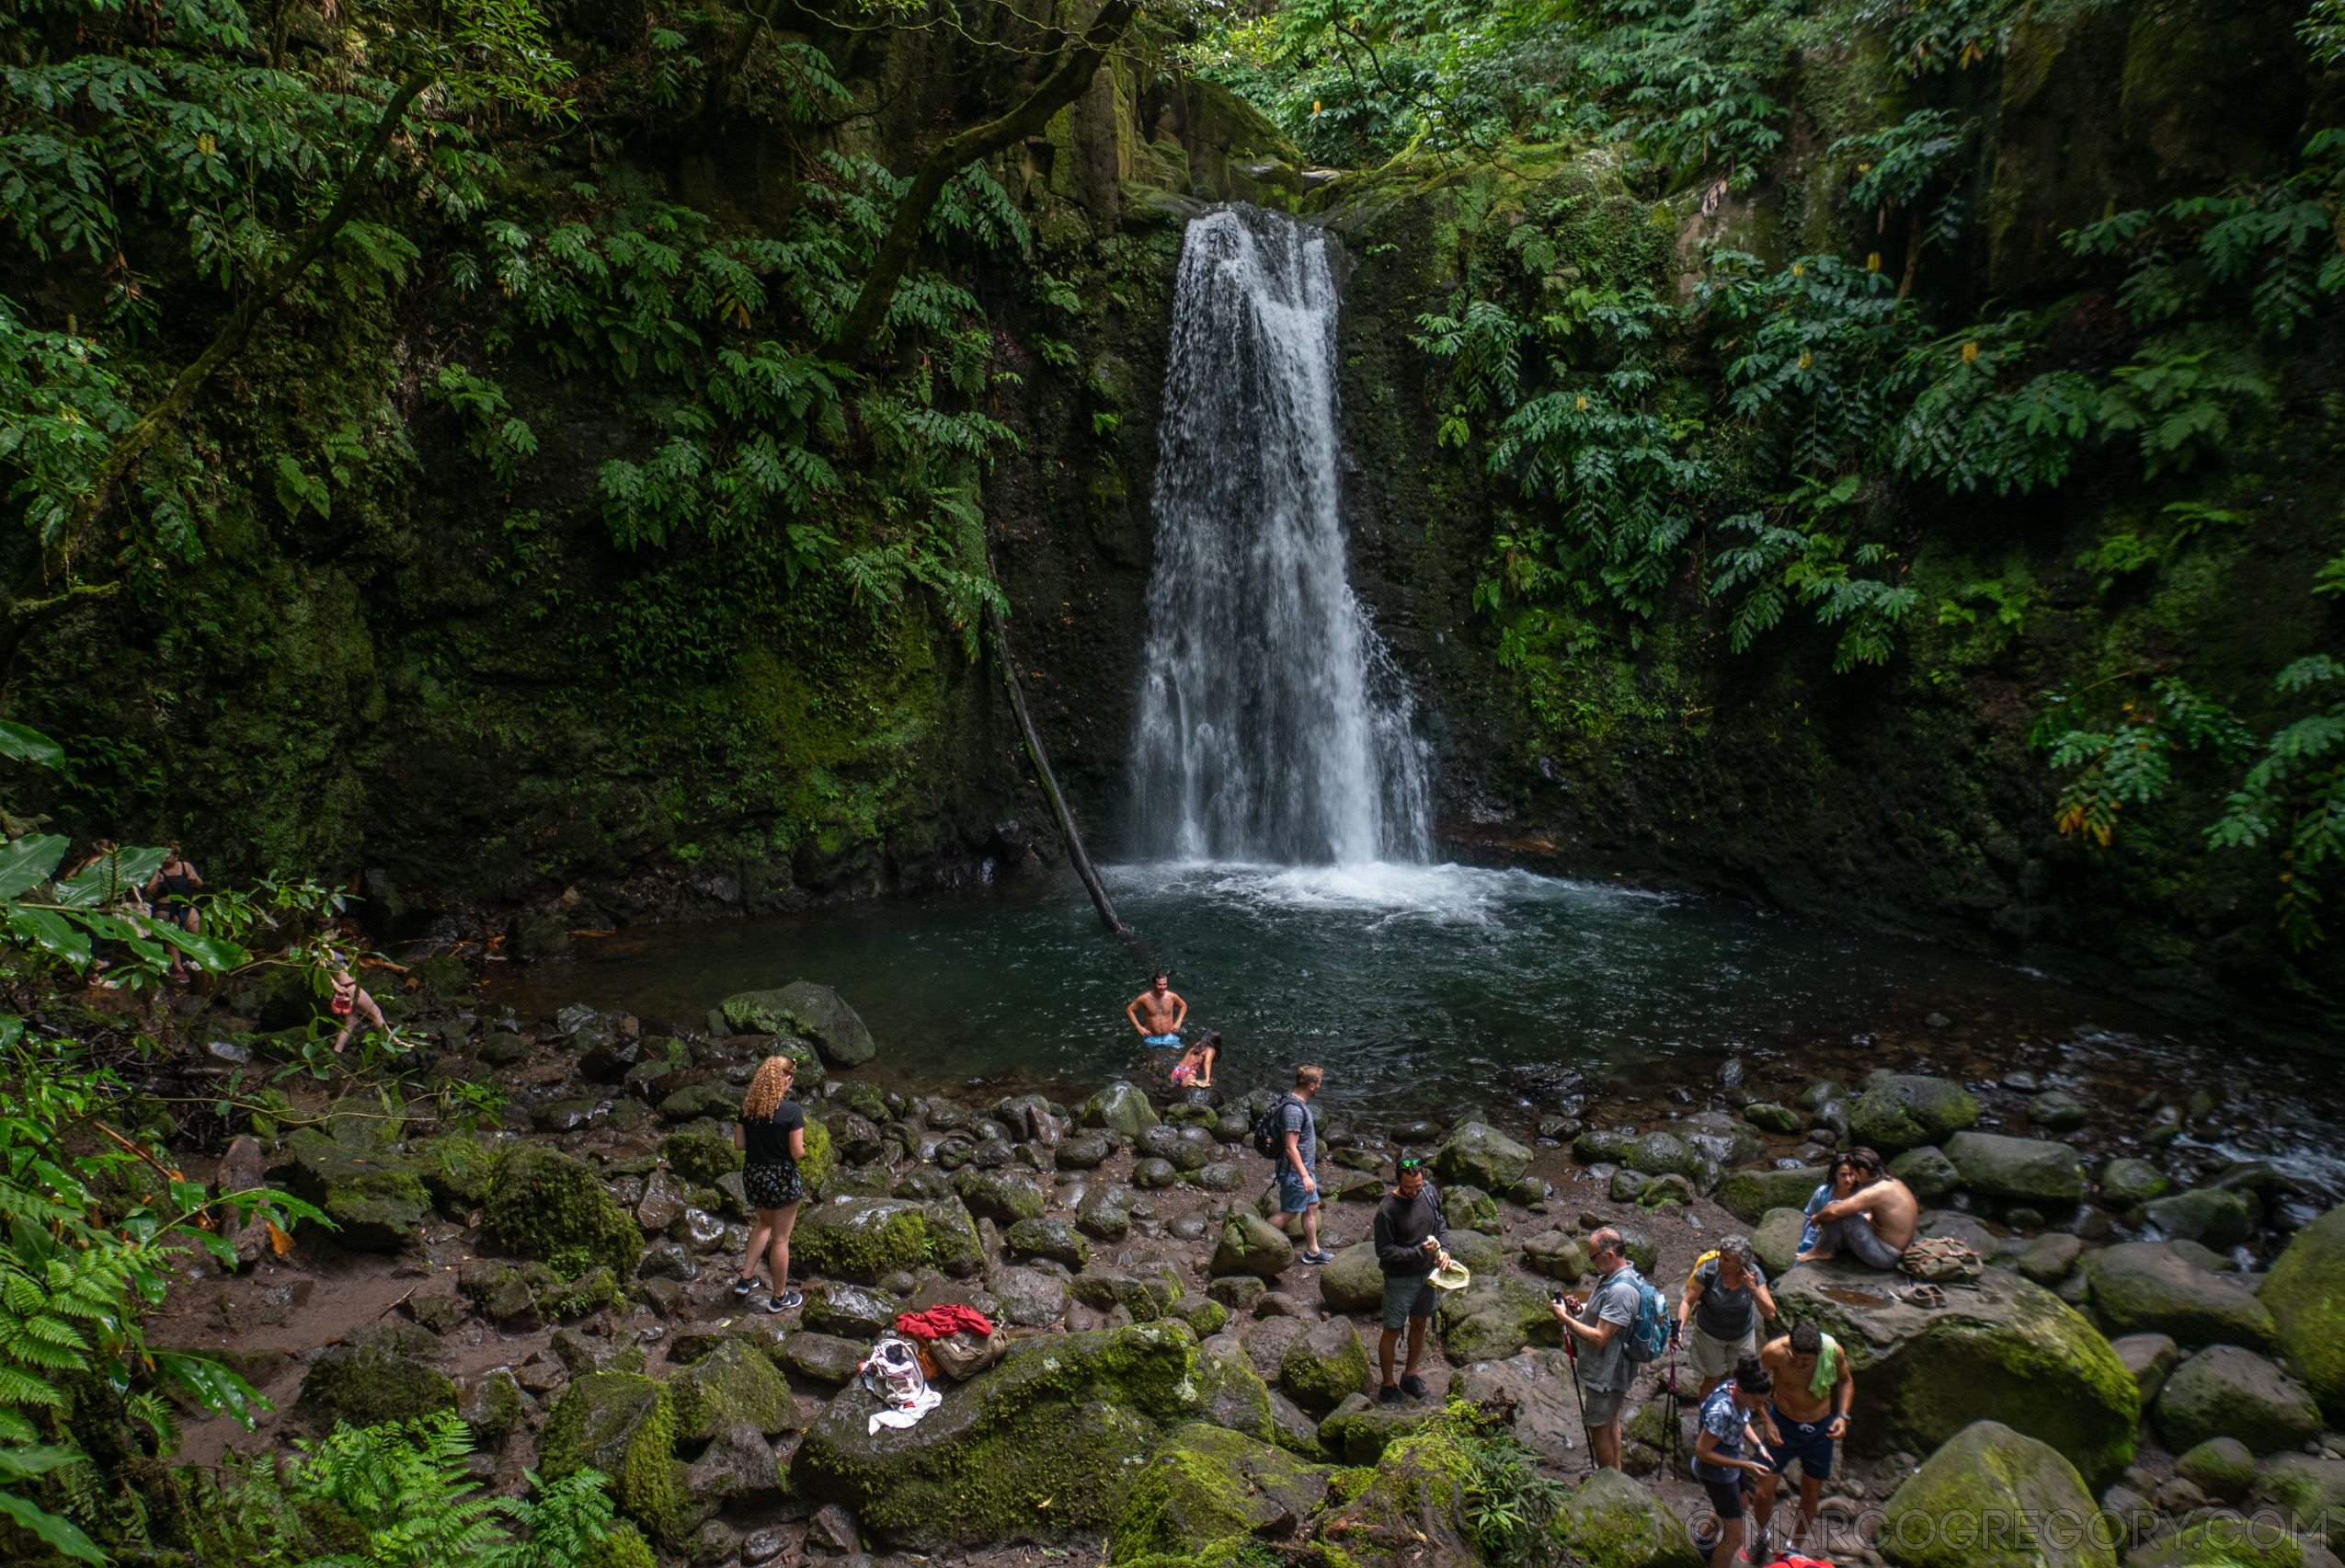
[1430,1260,1471,1291]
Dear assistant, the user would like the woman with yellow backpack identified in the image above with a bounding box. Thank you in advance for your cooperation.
[1676,1234,1779,1399]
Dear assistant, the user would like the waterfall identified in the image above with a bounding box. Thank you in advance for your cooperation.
[1128,206,1432,865]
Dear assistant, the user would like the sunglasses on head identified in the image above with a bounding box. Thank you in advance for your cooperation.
[1397,1158,1423,1172]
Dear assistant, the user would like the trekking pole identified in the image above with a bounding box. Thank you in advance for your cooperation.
[1560,1314,1591,1471]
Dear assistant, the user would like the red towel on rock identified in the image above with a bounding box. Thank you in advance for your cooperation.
[895,1304,995,1341]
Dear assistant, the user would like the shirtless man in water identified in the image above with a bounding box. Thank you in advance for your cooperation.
[1753,1320,1856,1553]
[1126,970,1187,1047]
[1797,1147,1916,1269]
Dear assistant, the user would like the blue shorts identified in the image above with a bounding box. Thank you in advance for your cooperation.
[1381,1273,1436,1329]
[1764,1410,1836,1480]
[1143,1034,1181,1047]
[1277,1168,1318,1213]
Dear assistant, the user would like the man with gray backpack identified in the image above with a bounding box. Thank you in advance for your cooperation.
[1552,1227,1672,1471]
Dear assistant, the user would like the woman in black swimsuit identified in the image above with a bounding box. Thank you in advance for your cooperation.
[143,842,202,983]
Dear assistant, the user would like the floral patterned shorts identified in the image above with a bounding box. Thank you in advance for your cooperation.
[743,1162,803,1210]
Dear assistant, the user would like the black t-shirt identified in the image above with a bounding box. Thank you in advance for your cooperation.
[742,1100,806,1166]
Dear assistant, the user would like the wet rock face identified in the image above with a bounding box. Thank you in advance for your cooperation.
[1877,1420,2112,1568]
[720,983,875,1066]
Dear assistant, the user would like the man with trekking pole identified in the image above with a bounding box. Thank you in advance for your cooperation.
[1551,1226,1643,1471]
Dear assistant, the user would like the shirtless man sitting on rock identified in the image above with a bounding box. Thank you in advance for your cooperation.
[1796,1147,1914,1270]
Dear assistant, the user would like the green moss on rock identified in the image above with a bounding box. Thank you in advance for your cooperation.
[2260,1203,2345,1423]
[1555,1465,1703,1568]
[792,1322,1205,1549]
[296,1342,458,1430]
[485,1144,645,1280]
[1878,1420,2112,1568]
[661,1129,744,1187]
[669,1338,798,1441]
[1109,1421,1333,1562]
[793,1196,933,1283]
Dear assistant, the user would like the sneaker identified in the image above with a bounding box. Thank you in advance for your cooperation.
[1378,1385,1405,1405]
[1299,1249,1333,1265]
[768,1289,803,1313]
[731,1277,761,1298]
[1399,1374,1432,1399]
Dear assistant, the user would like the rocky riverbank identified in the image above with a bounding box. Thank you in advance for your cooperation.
[151,965,2345,1568]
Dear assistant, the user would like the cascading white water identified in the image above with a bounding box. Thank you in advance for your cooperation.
[1128,205,1432,865]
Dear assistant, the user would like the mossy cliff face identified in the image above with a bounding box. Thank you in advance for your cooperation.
[9,49,1301,933]
[1309,6,2345,1037]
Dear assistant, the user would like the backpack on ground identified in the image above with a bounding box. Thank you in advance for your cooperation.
[1619,1265,1673,1365]
[1252,1093,1306,1160]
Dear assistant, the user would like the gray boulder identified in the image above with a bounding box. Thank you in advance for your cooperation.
[1717,1165,1828,1224]
[1320,1242,1385,1313]
[991,1265,1070,1328]
[2154,1344,2323,1454]
[1212,1211,1295,1279]
[1850,1075,1980,1152]
[1431,1121,1532,1189]
[1521,1230,1588,1281]
[722,982,875,1066]
[1888,1145,1962,1201]
[1625,1131,1699,1179]
[1280,1316,1369,1414]
[2108,1333,2179,1404]
[953,1168,1047,1225]
[2144,1186,2254,1249]
[1753,1207,1806,1278]
[2099,1158,2170,1207]
[1942,1131,2084,1203]
[2083,1242,2275,1348]
[781,1333,868,1384]
[1001,1218,1090,1270]
[1075,1183,1133,1241]
[1055,1133,1113,1169]
[1108,1419,1331,1560]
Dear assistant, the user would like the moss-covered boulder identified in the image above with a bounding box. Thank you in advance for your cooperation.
[661,1129,743,1187]
[2124,1517,2324,1568]
[297,1335,458,1429]
[1279,1316,1368,1414]
[2260,1203,2345,1423]
[2144,1186,2254,1249]
[1108,1421,1332,1562]
[2174,1436,2258,1503]
[1850,1076,1981,1153]
[1773,1260,2137,1486]
[1192,1349,1275,1443]
[1888,1145,1962,1201]
[1211,1210,1293,1279]
[1554,1464,1703,1568]
[2254,1455,2345,1550]
[1624,1131,1699,1179]
[2085,1242,2275,1349]
[1084,1082,1160,1139]
[1071,1269,1184,1323]
[485,1144,645,1280]
[1877,1420,2111,1568]
[1718,1165,1828,1224]
[409,1135,496,1214]
[669,1338,797,1442]
[793,1196,933,1283]
[1431,1121,1532,1189]
[283,1129,431,1251]
[955,1168,1047,1224]
[542,1372,679,1543]
[1942,1132,2084,1203]
[2154,1345,2323,1454]
[1319,1399,1443,1464]
[1317,1413,1492,1568]
[722,983,875,1066]
[1439,1275,1564,1366]
[2100,1158,2170,1207]
[792,1322,1206,1549]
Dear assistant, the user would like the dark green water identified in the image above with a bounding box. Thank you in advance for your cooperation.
[480,861,2325,1143]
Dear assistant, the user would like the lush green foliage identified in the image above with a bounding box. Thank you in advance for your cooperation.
[185,1411,614,1568]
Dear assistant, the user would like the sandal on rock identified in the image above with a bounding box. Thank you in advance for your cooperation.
[1903,1283,1947,1309]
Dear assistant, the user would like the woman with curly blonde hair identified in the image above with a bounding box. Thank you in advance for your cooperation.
[730,1054,807,1311]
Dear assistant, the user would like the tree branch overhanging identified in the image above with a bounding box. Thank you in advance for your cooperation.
[828,0,1138,362]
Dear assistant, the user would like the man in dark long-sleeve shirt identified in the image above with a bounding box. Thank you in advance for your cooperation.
[1373,1157,1449,1403]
